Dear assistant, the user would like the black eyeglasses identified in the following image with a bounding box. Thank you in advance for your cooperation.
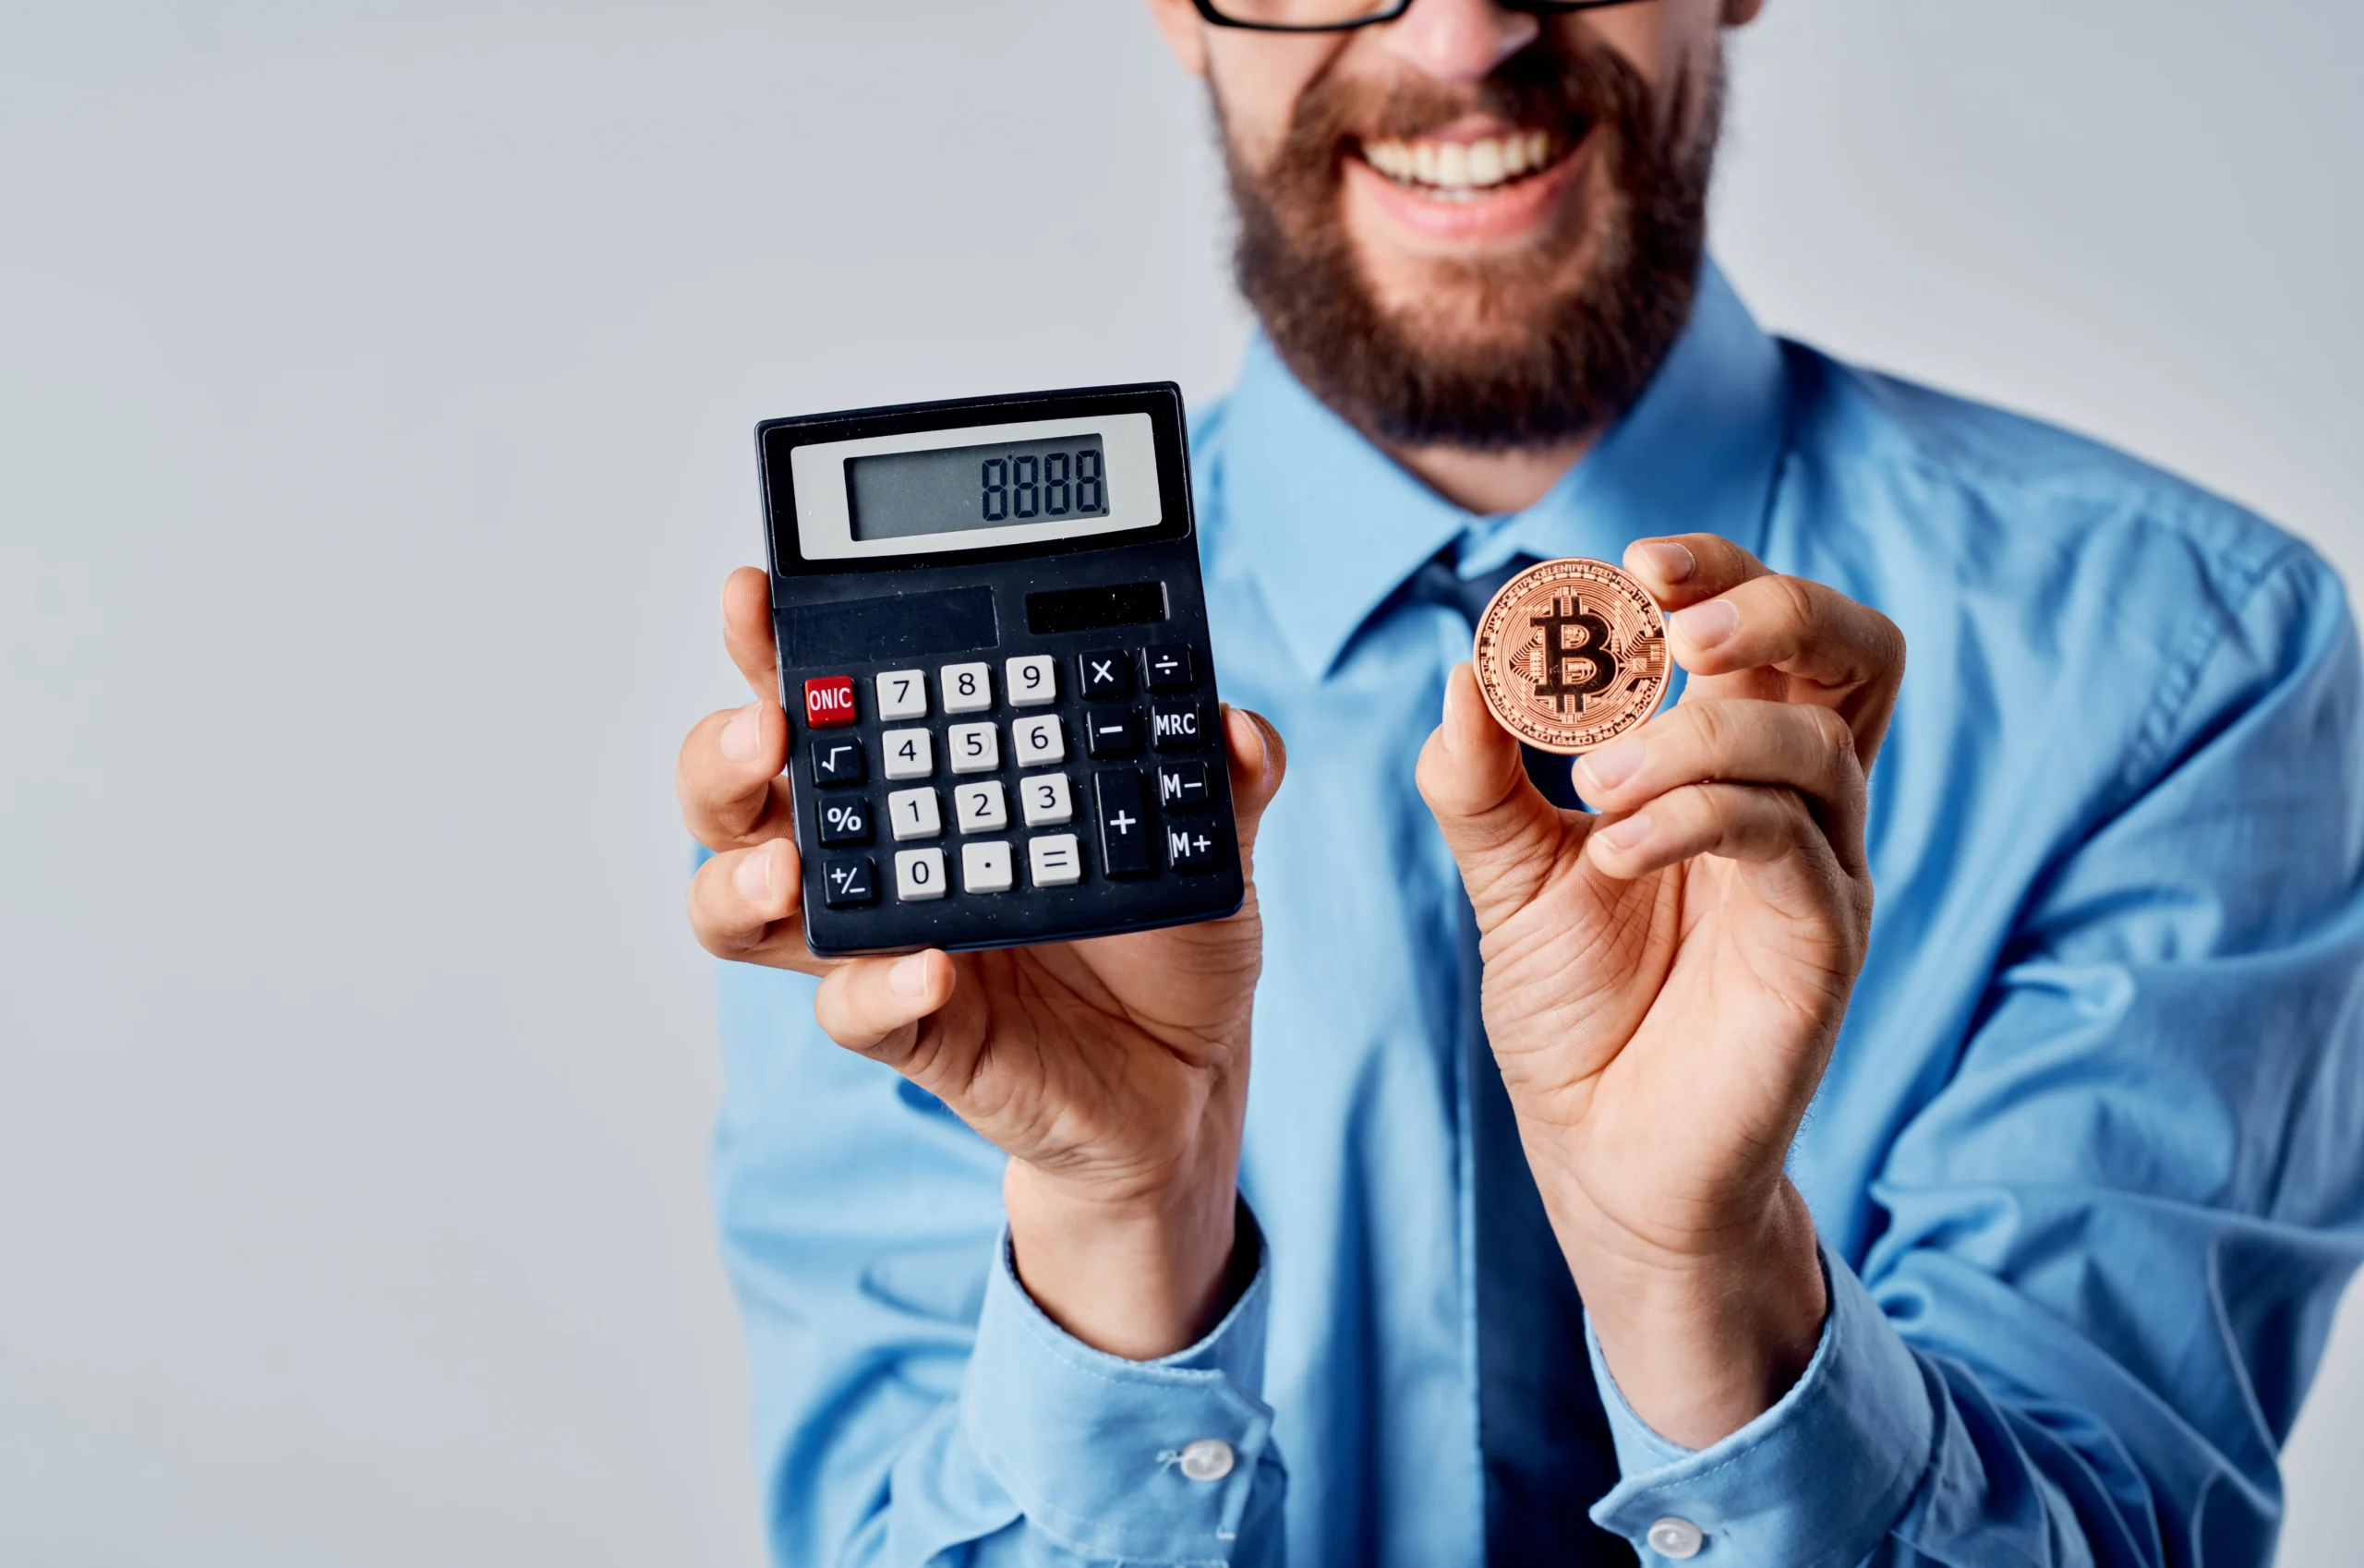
[1193,0,1640,34]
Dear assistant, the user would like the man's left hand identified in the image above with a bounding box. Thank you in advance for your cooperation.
[1417,535,1905,1448]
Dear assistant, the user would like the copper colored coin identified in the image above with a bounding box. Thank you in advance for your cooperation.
[1472,558,1670,754]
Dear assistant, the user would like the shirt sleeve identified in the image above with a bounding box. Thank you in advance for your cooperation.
[710,961,1285,1568]
[1586,547,2364,1565]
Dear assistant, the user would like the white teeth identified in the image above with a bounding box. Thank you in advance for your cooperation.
[1362,131,1559,195]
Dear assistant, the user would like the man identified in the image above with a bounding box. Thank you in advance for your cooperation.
[678,1,2364,1562]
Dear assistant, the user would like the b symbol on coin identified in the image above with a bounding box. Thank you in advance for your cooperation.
[1473,558,1670,755]
[1532,598,1618,710]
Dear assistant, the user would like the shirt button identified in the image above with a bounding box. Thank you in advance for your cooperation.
[1646,1516,1706,1559]
[1176,1439,1235,1482]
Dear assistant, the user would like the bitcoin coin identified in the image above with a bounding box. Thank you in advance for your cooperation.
[1472,558,1670,754]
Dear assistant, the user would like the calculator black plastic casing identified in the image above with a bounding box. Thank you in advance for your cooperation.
[756,382,1243,958]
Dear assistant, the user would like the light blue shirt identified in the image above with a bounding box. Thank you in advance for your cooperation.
[711,264,2364,1565]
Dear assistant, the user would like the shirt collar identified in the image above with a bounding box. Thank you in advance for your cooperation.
[1217,259,1792,680]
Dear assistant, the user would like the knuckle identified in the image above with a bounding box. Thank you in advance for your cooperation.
[1804,704,1856,764]
[1682,699,1742,766]
[1767,573,1818,633]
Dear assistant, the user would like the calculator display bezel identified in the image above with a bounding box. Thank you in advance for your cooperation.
[759,385,1193,581]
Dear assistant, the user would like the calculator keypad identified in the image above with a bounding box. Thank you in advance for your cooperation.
[1093,771,1154,878]
[941,663,993,714]
[1157,760,1211,811]
[793,633,1236,951]
[882,727,935,780]
[1011,714,1066,768]
[896,848,948,901]
[1150,701,1208,751]
[953,780,1008,834]
[1007,655,1058,706]
[812,736,865,787]
[962,840,1014,894]
[1020,771,1074,826]
[1142,645,1195,693]
[1079,649,1131,698]
[1082,710,1140,758]
[874,669,927,721]
[1029,834,1083,887]
[887,787,942,840]
[947,722,1000,774]
[822,856,877,907]
[816,796,873,845]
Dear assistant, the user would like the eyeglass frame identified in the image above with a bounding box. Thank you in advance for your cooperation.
[1190,0,1643,35]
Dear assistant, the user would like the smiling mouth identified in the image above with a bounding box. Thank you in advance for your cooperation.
[1356,127,1585,201]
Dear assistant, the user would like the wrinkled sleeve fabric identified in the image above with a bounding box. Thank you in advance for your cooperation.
[1586,547,2364,1565]
[711,963,1285,1568]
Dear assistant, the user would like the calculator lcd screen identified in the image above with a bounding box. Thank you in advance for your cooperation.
[789,413,1160,561]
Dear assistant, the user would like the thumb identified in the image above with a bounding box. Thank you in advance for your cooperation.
[1416,665,1575,918]
[1221,705,1288,870]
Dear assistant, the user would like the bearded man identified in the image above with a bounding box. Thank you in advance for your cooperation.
[675,3,2364,1563]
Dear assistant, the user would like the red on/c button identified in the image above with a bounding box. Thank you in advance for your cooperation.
[803,675,858,728]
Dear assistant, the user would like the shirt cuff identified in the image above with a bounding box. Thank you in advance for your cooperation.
[1585,1242,1939,1566]
[959,1203,1278,1564]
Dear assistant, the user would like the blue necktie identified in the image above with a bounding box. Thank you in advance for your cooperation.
[1404,550,1635,1565]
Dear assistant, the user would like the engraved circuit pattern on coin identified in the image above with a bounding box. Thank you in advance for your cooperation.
[1472,558,1670,754]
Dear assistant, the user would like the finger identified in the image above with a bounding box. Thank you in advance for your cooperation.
[687,838,829,974]
[1622,532,1766,612]
[722,567,781,705]
[677,698,796,850]
[1585,780,1840,904]
[1417,664,1577,917]
[813,949,959,1067]
[1665,573,1906,701]
[1221,705,1288,863]
[1574,699,1865,872]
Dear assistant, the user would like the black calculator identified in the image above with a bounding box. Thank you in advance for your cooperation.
[756,382,1243,958]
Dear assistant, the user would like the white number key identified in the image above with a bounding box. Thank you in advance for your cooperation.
[953,780,1007,834]
[961,840,1014,895]
[947,721,1000,774]
[895,847,947,902]
[887,787,942,840]
[1020,771,1073,827]
[1006,654,1057,707]
[882,727,934,780]
[1011,714,1065,768]
[874,669,926,721]
[940,662,992,714]
[1028,833,1082,887]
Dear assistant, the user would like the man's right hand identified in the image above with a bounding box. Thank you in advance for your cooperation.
[678,567,1288,1360]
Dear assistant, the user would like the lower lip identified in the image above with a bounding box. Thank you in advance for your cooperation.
[1344,134,1594,247]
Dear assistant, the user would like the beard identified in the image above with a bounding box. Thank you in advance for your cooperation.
[1222,36,1721,453]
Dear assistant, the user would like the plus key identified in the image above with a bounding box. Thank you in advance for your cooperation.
[1093,771,1155,878]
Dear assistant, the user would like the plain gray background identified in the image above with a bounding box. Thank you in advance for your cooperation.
[3,2,2358,1562]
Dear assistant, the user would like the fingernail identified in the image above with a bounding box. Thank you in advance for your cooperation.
[720,703,762,762]
[1441,669,1468,754]
[1672,599,1739,650]
[1598,813,1654,851]
[732,843,774,901]
[1636,540,1696,583]
[1578,736,1644,791]
[888,955,929,996]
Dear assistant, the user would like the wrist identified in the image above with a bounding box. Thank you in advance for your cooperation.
[1003,1152,1245,1362]
[1566,1181,1829,1449]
